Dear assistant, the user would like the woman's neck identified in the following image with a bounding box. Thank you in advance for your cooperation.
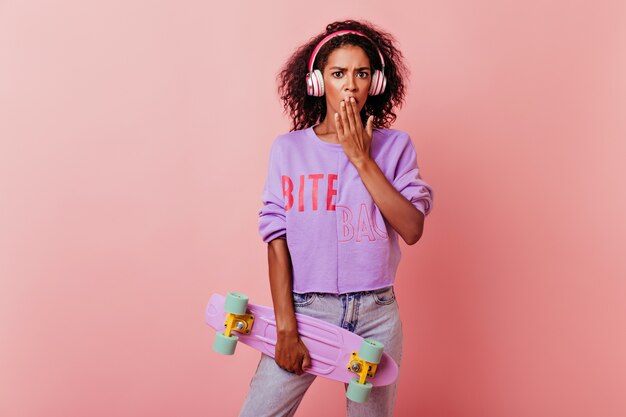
[313,118,339,143]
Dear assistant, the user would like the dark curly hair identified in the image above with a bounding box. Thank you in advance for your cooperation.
[277,19,410,132]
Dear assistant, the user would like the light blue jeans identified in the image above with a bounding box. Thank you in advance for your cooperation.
[238,287,403,417]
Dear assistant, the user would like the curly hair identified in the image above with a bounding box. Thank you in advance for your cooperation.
[277,19,410,132]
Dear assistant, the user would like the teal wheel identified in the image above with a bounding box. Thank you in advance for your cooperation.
[224,292,249,315]
[213,332,238,355]
[346,377,373,403]
[358,339,384,364]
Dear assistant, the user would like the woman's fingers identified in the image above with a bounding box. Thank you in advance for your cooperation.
[344,99,357,134]
[348,97,363,135]
[366,115,373,139]
[337,98,372,150]
[339,101,352,137]
[334,112,344,140]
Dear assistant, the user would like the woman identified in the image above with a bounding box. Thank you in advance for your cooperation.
[239,19,434,417]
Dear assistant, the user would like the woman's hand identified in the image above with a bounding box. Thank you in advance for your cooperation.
[275,331,311,375]
[334,97,374,168]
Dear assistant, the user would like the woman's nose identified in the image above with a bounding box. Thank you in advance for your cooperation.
[344,74,356,91]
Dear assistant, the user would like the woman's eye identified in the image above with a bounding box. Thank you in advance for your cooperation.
[331,71,369,78]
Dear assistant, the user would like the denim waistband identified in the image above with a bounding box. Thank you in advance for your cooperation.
[295,286,393,298]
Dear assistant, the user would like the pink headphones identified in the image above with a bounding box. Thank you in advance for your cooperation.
[306,30,387,97]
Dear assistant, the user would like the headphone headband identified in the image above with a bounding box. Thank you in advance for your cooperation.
[307,30,386,75]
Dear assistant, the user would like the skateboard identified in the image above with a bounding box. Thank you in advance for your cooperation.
[205,292,399,403]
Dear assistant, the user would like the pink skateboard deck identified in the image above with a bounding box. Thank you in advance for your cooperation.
[205,293,399,387]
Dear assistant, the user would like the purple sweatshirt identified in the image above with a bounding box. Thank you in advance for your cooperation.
[258,126,434,294]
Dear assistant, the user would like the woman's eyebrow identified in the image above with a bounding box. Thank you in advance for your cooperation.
[329,66,371,71]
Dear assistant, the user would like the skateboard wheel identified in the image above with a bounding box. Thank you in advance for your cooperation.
[346,377,373,403]
[359,339,384,364]
[224,292,249,315]
[213,332,238,355]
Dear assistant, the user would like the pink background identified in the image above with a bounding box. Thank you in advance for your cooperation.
[1,1,625,416]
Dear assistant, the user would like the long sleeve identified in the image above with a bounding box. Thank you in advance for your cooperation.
[258,139,287,243]
[391,134,434,216]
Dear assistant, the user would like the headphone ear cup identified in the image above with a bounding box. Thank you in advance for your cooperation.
[369,70,387,96]
[306,69,325,96]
